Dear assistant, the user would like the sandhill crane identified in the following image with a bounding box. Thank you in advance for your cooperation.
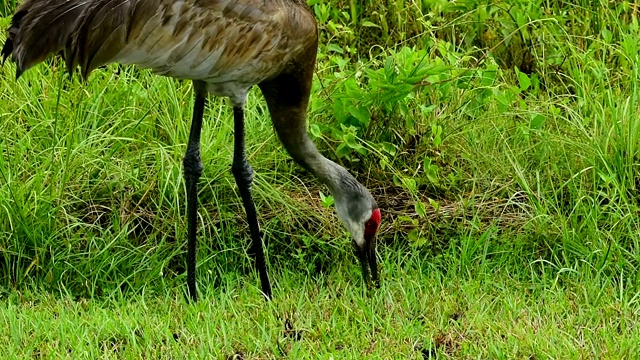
[2,0,381,301]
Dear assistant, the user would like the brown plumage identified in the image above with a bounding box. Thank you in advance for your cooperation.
[3,0,381,301]
[5,0,315,94]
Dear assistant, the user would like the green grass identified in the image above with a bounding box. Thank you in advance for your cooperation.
[2,250,638,358]
[2,0,640,358]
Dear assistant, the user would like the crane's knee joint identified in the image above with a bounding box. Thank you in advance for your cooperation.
[231,161,253,184]
[183,149,203,178]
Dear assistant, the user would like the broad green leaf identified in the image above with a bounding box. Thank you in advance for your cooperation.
[601,28,613,43]
[347,105,370,125]
[361,20,380,28]
[415,201,427,218]
[393,175,402,187]
[309,124,322,138]
[336,143,351,157]
[531,73,540,91]
[403,177,417,193]
[429,198,440,212]
[382,142,397,155]
[481,70,497,86]
[530,114,546,130]
[424,157,432,171]
[326,43,344,54]
[319,191,334,208]
[343,133,361,149]
[517,69,531,91]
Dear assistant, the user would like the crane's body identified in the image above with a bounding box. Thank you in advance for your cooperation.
[3,0,381,301]
[7,0,315,104]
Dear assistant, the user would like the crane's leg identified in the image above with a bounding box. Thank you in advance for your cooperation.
[184,81,207,302]
[231,106,273,300]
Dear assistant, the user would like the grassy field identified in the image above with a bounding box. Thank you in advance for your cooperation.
[2,0,640,358]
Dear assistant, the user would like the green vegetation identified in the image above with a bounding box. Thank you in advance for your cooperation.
[1,0,640,358]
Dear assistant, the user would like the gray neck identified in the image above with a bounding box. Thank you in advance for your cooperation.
[284,133,376,233]
[269,112,362,201]
[256,55,370,208]
[294,137,363,200]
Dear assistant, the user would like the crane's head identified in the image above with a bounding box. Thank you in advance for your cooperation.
[334,188,381,286]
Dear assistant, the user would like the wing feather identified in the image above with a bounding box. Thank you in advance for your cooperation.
[65,0,316,88]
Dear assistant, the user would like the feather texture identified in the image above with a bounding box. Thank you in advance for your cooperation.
[2,0,91,77]
[3,0,317,100]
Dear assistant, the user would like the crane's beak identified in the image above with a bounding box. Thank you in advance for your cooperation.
[356,233,379,287]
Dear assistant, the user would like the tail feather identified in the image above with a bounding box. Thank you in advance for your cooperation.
[2,0,90,77]
[3,0,145,79]
[68,0,136,77]
[2,9,28,73]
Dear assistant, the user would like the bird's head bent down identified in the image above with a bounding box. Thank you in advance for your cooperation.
[334,188,381,287]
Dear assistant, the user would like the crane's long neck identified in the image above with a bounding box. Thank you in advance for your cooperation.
[262,90,356,197]
[259,70,361,203]
[257,28,373,211]
[280,126,359,199]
